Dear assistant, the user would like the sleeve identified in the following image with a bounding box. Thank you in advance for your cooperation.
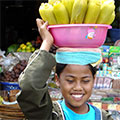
[17,50,56,120]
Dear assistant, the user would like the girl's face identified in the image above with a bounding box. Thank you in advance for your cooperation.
[56,64,95,114]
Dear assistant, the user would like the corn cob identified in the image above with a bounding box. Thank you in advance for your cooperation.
[53,1,69,24]
[106,11,115,25]
[48,0,61,5]
[62,0,74,18]
[39,3,57,25]
[71,0,88,24]
[96,0,115,24]
[84,0,101,24]
[101,0,108,4]
[76,0,88,24]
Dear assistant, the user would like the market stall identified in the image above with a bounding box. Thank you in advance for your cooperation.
[0,0,120,119]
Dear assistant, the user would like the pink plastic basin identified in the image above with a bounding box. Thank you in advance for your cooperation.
[48,24,112,48]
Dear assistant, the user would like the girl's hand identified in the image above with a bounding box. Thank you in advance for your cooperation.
[36,18,54,51]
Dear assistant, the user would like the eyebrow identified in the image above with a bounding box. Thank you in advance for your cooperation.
[65,75,75,78]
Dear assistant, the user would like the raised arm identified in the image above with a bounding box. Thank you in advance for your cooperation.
[17,19,56,119]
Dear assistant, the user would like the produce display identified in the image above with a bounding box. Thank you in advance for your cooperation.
[17,42,35,53]
[97,46,120,79]
[39,0,115,25]
[0,60,27,82]
[7,36,42,54]
[7,44,19,54]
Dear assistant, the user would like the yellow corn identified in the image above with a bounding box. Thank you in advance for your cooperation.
[106,11,115,25]
[53,1,69,24]
[84,0,101,24]
[71,0,88,24]
[76,0,88,24]
[96,0,115,24]
[39,3,57,25]
[48,0,61,5]
[101,0,108,4]
[62,0,74,18]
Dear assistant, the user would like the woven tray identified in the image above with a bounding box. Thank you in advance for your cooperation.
[0,104,25,120]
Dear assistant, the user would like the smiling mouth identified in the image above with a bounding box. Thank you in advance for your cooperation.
[71,94,84,101]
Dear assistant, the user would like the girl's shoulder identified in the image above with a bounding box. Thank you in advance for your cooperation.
[90,104,113,120]
[52,100,65,120]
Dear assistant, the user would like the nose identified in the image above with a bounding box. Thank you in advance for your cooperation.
[73,82,83,91]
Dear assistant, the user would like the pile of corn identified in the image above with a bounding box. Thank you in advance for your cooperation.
[39,0,115,25]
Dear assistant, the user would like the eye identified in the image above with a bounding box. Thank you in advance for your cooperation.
[66,79,74,83]
[82,80,90,83]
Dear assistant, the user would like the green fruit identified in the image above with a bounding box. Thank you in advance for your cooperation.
[22,49,26,52]
[26,50,32,52]
[31,47,35,52]
[7,44,19,53]
[26,42,32,46]
[26,46,31,50]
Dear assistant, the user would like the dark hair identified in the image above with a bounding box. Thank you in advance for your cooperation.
[56,63,97,78]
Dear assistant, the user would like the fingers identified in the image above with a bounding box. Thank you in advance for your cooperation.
[36,18,49,32]
[43,21,49,28]
[36,18,44,29]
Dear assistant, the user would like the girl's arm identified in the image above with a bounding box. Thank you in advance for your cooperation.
[36,18,53,52]
[17,19,56,119]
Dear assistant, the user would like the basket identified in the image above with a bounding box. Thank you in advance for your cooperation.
[48,24,112,48]
[0,103,25,120]
[0,82,21,91]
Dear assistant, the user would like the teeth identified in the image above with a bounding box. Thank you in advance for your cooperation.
[72,94,83,98]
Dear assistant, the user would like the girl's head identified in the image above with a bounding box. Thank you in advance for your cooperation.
[55,63,97,113]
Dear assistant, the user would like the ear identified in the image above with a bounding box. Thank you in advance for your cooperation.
[93,74,96,82]
[55,73,60,87]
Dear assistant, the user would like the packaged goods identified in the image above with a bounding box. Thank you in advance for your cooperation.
[53,1,69,24]
[109,46,120,53]
[94,77,113,89]
[84,0,101,24]
[109,111,120,120]
[39,3,57,25]
[70,0,88,24]
[112,79,120,89]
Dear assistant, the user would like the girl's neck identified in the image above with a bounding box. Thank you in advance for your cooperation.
[66,102,89,114]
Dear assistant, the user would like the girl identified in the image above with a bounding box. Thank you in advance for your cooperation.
[17,19,113,120]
